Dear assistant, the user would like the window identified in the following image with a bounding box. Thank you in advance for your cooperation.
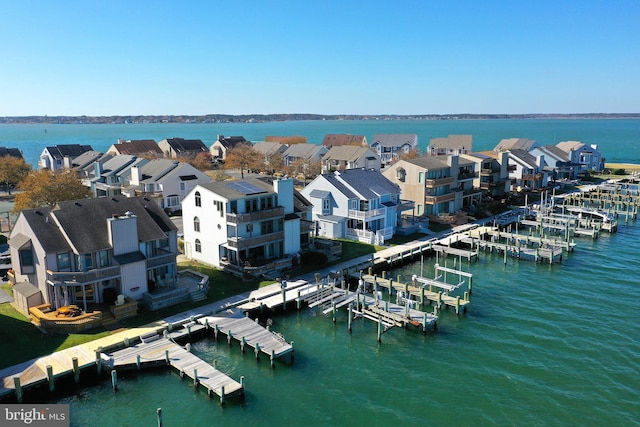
[195,191,201,207]
[19,249,34,267]
[84,253,94,271]
[57,252,71,271]
[98,250,109,268]
[195,239,201,253]
[179,182,186,191]
[166,195,180,207]
[419,172,425,183]
[194,216,200,232]
[214,200,224,217]
[396,168,406,182]
[322,198,330,211]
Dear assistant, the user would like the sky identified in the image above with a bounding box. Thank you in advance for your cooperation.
[1,0,639,116]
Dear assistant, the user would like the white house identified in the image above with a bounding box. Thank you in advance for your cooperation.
[301,168,403,244]
[39,144,94,170]
[555,141,605,172]
[506,149,550,191]
[182,178,310,278]
[529,145,581,180]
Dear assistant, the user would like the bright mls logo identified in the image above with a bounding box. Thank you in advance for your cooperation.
[1,404,69,426]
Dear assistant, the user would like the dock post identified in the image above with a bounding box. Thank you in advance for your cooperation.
[186,343,191,352]
[163,330,168,339]
[96,349,102,375]
[255,343,260,360]
[260,302,264,315]
[297,290,301,310]
[72,357,80,383]
[368,267,372,275]
[455,296,460,315]
[382,270,386,280]
[213,360,217,369]
[469,277,473,295]
[193,369,198,388]
[332,301,337,323]
[165,350,170,364]
[205,319,210,332]
[220,386,225,405]
[187,324,192,339]
[13,377,22,403]
[437,292,442,309]
[282,287,286,311]
[47,365,55,392]
[464,291,469,301]
[377,316,382,343]
[503,247,507,265]
[241,337,247,353]
[421,287,425,306]
[111,370,118,392]
[137,355,141,370]
[271,350,275,369]
[227,331,233,346]
[157,408,163,427]
[348,303,353,333]
[214,324,219,341]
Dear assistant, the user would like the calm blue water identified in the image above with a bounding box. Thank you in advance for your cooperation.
[1,118,639,168]
[3,120,639,425]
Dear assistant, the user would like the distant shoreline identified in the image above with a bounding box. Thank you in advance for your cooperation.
[1,113,639,125]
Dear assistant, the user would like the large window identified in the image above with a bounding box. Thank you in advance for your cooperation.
[19,249,34,267]
[194,216,200,232]
[98,250,109,268]
[195,191,201,207]
[57,252,71,271]
[195,239,201,253]
[166,195,180,208]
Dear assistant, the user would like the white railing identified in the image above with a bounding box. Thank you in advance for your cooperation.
[348,206,387,219]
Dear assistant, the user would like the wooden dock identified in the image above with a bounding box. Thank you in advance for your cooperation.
[198,313,294,364]
[105,336,244,402]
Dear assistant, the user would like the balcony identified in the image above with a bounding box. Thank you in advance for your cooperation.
[134,189,163,198]
[424,192,455,205]
[348,206,387,219]
[522,173,543,181]
[425,176,454,188]
[458,172,479,181]
[480,168,498,176]
[146,252,177,269]
[227,231,284,250]
[220,256,293,279]
[46,265,121,286]
[226,207,284,224]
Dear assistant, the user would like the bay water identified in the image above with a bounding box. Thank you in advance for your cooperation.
[1,119,639,425]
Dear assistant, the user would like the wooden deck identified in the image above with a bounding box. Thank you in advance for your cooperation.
[106,336,243,402]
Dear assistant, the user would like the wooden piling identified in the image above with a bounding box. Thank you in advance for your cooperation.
[157,408,163,427]
[47,365,55,392]
[72,357,80,383]
[111,370,118,392]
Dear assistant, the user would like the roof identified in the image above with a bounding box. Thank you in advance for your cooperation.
[8,233,32,249]
[322,134,367,148]
[138,158,182,182]
[330,168,399,200]
[494,138,536,151]
[160,138,208,154]
[322,146,373,162]
[213,135,248,149]
[556,141,586,153]
[44,144,93,160]
[15,210,71,254]
[95,155,140,177]
[111,139,162,155]
[283,143,326,159]
[13,281,41,298]
[429,135,472,152]
[72,151,107,169]
[404,156,451,170]
[0,147,23,158]
[508,149,538,167]
[308,189,331,198]
[255,176,312,211]
[198,178,275,201]
[535,145,570,162]
[253,141,287,157]
[370,134,418,148]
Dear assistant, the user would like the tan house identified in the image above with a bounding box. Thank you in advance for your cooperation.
[158,137,208,159]
[107,139,163,156]
[321,146,381,172]
[428,135,472,156]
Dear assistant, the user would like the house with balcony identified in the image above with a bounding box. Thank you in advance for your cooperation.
[427,135,472,156]
[555,141,605,172]
[301,169,406,244]
[321,146,381,172]
[39,144,94,170]
[460,151,511,198]
[182,178,309,278]
[80,154,148,197]
[505,149,549,191]
[120,158,211,212]
[282,143,328,167]
[321,134,368,148]
[529,145,581,180]
[106,139,163,157]
[494,138,537,152]
[209,135,249,161]
[158,137,208,159]
[383,155,479,219]
[369,134,418,164]
[8,196,178,313]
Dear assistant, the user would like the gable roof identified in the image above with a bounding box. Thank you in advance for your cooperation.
[556,141,586,153]
[534,145,570,162]
[90,155,140,179]
[136,158,182,182]
[160,138,208,154]
[429,135,472,152]
[253,141,288,157]
[213,135,248,150]
[283,143,326,159]
[0,147,23,158]
[44,144,94,160]
[111,139,162,155]
[72,151,108,169]
[494,138,536,152]
[330,168,399,200]
[14,196,175,255]
[370,134,418,148]
[322,134,367,148]
[322,146,373,162]
[508,149,539,168]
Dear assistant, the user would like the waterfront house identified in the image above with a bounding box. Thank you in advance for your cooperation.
[106,139,163,157]
[383,155,480,219]
[529,145,581,180]
[8,196,178,312]
[39,144,94,170]
[70,150,109,170]
[0,147,24,159]
[158,137,208,159]
[555,141,605,172]
[253,141,289,170]
[182,178,310,278]
[282,143,328,167]
[209,135,249,160]
[505,149,549,191]
[460,151,511,198]
[494,138,537,152]
[80,154,147,197]
[321,146,381,172]
[120,158,212,212]
[427,135,472,156]
[301,168,406,244]
[321,134,368,148]
[369,134,418,164]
